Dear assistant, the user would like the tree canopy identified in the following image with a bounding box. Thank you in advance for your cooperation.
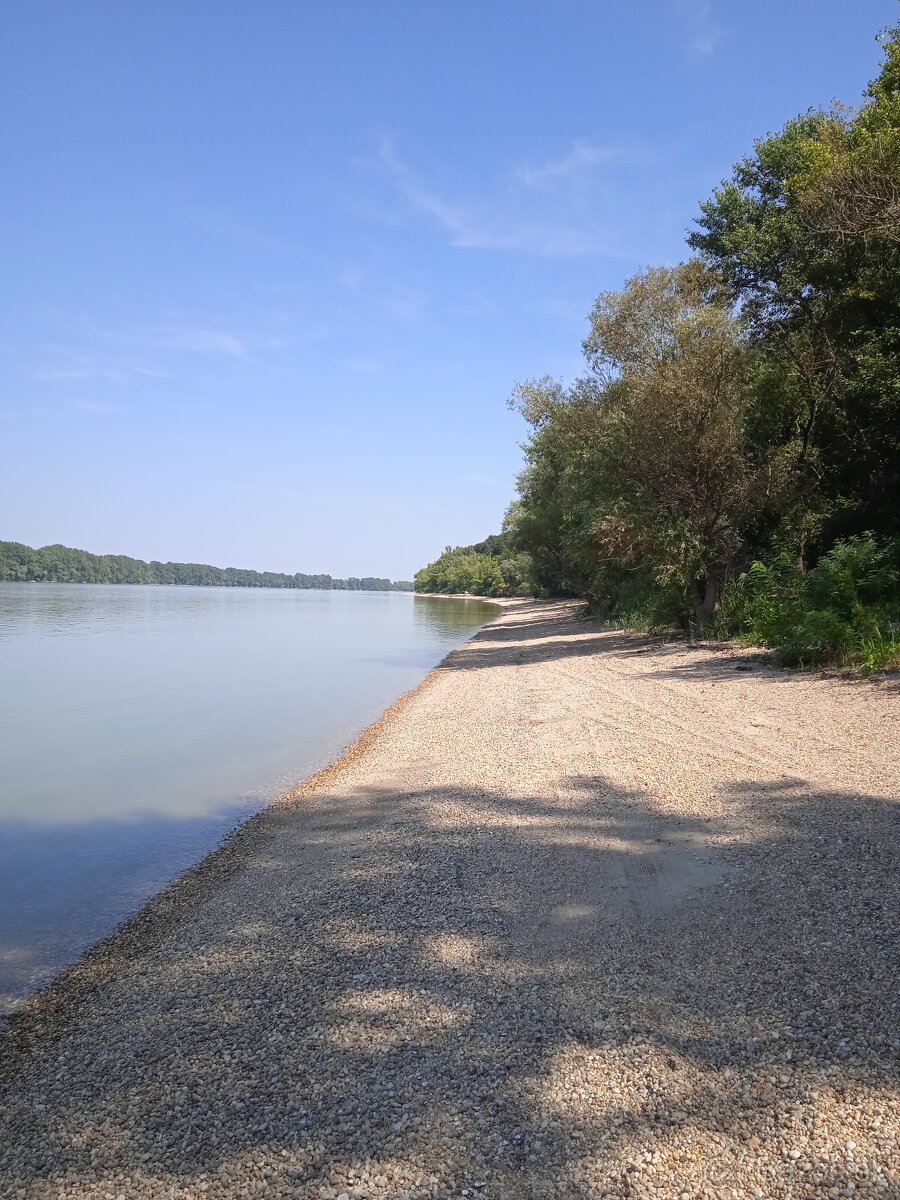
[688,28,900,552]
[414,530,532,597]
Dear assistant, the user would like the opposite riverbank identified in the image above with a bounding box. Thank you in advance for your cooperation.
[2,599,898,1199]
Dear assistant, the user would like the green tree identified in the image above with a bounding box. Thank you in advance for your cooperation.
[688,27,900,556]
[511,263,761,627]
[414,538,533,597]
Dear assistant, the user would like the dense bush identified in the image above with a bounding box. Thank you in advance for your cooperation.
[414,542,534,597]
[723,535,900,670]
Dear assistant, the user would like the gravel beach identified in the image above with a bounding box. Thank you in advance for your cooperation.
[1,598,898,1200]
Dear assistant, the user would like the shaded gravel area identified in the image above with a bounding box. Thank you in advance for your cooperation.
[1,599,898,1199]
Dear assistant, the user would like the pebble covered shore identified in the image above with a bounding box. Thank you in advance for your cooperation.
[1,599,898,1199]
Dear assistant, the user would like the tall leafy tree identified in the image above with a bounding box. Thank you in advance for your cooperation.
[510,263,762,626]
[689,27,900,555]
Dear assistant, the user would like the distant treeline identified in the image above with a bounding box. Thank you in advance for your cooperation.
[0,541,414,592]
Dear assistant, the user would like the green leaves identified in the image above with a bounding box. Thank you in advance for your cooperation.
[413,535,534,597]
[507,262,761,627]
[689,29,900,555]
[735,535,900,670]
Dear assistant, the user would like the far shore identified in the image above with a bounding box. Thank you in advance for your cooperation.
[2,598,898,1199]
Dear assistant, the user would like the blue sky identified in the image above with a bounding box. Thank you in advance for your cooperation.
[2,1,896,579]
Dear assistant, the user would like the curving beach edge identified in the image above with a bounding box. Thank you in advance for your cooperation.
[2,598,898,1199]
[0,598,513,1052]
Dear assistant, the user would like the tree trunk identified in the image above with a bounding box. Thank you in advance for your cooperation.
[691,575,717,631]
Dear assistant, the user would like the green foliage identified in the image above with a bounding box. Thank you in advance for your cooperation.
[0,541,414,593]
[724,535,900,670]
[689,27,900,554]
[508,262,763,628]
[587,573,687,634]
[414,538,535,597]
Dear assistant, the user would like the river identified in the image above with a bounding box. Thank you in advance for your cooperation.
[0,583,496,1015]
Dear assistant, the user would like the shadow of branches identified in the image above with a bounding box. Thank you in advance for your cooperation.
[448,605,900,698]
[2,763,898,1198]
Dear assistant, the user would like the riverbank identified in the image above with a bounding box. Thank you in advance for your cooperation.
[2,599,898,1198]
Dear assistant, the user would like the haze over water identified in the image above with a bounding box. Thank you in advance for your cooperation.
[0,583,496,1015]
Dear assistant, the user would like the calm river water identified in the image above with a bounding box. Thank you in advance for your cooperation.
[0,583,496,1015]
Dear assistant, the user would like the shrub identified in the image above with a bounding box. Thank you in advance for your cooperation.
[738,534,900,670]
[612,576,687,633]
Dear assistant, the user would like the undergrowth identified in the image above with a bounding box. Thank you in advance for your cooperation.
[718,534,900,672]
[579,535,900,673]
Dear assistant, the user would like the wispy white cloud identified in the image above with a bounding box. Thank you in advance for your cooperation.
[153,326,246,357]
[513,140,625,188]
[26,313,285,395]
[677,0,726,57]
[31,348,168,386]
[34,363,129,384]
[380,284,425,324]
[376,139,472,240]
[373,137,626,258]
[175,200,307,259]
[689,26,725,57]
[70,398,120,415]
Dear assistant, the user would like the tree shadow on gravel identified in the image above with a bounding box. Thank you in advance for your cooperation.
[456,602,900,694]
[2,764,898,1199]
[640,653,900,693]
[452,616,900,700]
[442,621,684,674]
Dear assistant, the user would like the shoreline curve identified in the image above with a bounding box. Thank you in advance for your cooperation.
[0,597,518,1058]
